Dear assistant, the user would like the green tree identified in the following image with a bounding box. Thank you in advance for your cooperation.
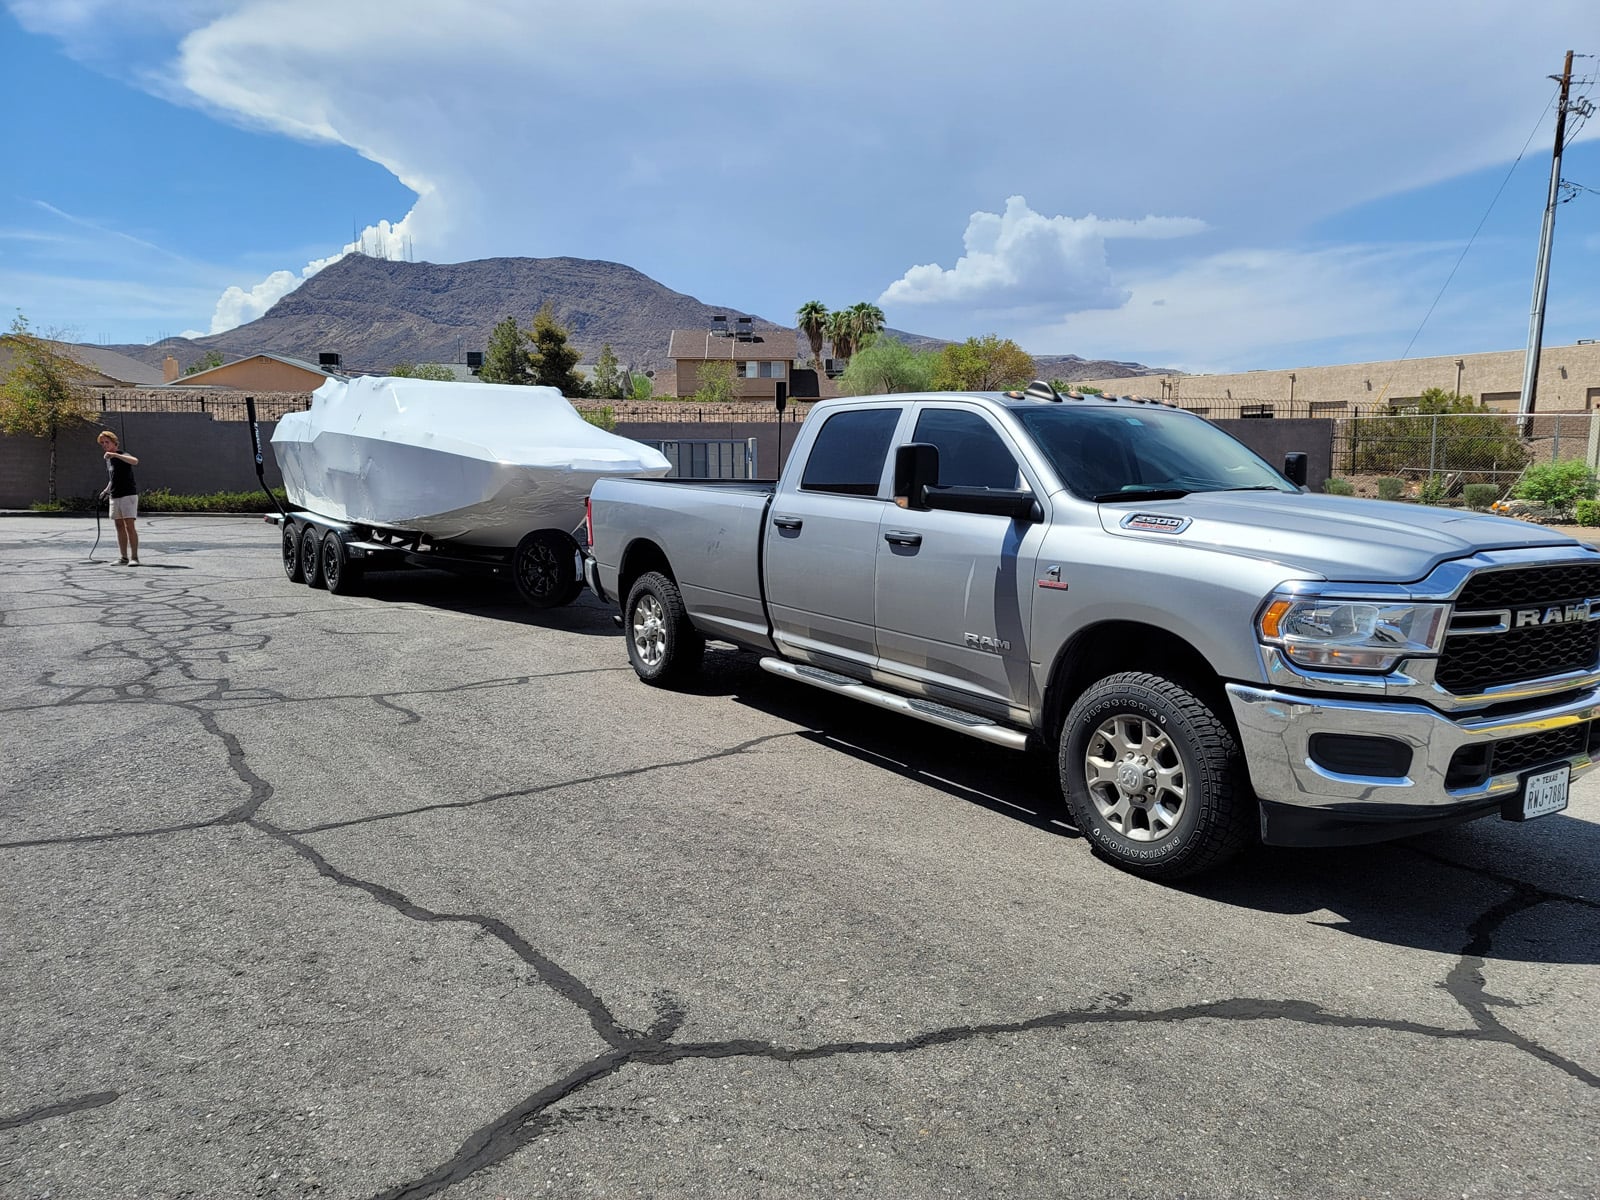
[184,350,224,375]
[389,362,456,381]
[692,359,737,404]
[847,302,886,352]
[1051,380,1102,395]
[796,300,829,369]
[838,338,937,395]
[0,314,98,503]
[932,335,1037,391]
[630,374,654,403]
[1350,388,1527,483]
[580,406,618,431]
[479,316,530,384]
[826,310,855,363]
[590,343,623,399]
[527,302,587,395]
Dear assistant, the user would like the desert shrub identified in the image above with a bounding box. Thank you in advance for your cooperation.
[1510,460,1598,511]
[1322,477,1355,496]
[1376,477,1405,501]
[1573,499,1600,526]
[1418,476,1450,506]
[1463,483,1499,512]
[580,406,617,431]
[140,488,289,513]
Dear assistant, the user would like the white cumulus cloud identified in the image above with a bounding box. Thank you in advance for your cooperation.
[200,217,412,334]
[880,197,1205,318]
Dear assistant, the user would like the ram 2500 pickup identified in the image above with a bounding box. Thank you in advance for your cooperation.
[584,383,1600,878]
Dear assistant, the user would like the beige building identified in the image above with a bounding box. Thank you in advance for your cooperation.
[1073,340,1600,415]
[164,352,343,392]
[667,324,807,402]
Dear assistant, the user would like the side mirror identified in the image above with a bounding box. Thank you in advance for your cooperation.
[894,442,939,509]
[1283,452,1308,488]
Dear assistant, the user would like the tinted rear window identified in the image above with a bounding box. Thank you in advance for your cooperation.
[801,409,900,496]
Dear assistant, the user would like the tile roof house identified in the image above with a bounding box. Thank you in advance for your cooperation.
[0,338,164,387]
[667,321,806,402]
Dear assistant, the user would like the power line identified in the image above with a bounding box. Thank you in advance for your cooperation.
[1373,86,1559,404]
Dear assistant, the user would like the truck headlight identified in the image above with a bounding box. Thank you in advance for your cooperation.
[1258,598,1449,672]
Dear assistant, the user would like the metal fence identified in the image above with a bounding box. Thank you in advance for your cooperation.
[638,438,760,479]
[1327,411,1598,497]
[92,393,312,421]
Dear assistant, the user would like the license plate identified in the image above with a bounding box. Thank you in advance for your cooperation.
[1504,764,1570,822]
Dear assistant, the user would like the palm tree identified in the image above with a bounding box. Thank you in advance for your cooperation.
[826,310,855,365]
[796,301,829,371]
[848,302,885,352]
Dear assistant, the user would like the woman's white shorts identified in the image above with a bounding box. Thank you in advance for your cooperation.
[109,495,138,520]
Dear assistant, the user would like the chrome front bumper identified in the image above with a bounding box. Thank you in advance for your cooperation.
[1226,682,1600,813]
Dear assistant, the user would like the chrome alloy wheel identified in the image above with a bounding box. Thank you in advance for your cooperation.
[631,592,668,668]
[1083,714,1186,842]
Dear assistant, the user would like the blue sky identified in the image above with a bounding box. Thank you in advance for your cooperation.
[2,0,1597,374]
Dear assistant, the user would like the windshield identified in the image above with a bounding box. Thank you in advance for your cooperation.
[1014,405,1294,501]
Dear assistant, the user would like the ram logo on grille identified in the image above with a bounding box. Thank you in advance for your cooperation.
[1513,601,1592,628]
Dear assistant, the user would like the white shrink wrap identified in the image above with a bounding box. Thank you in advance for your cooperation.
[272,376,670,547]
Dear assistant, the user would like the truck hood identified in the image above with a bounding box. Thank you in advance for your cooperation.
[1097,491,1586,583]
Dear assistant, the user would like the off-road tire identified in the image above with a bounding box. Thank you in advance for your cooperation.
[1059,671,1252,880]
[624,571,705,686]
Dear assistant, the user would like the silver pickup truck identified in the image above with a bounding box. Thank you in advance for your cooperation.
[584,383,1600,878]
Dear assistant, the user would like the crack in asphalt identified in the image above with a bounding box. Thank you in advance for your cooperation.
[0,1091,120,1131]
[3,542,1597,1198]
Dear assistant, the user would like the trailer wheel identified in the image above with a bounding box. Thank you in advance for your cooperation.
[1059,671,1252,881]
[321,530,362,595]
[282,522,304,583]
[300,523,325,589]
[624,571,704,686]
[513,530,580,609]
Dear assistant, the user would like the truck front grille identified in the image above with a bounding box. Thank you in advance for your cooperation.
[1436,563,1600,694]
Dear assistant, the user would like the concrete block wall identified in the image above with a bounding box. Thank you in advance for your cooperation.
[1,412,285,507]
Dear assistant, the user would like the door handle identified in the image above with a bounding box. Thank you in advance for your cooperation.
[772,515,803,530]
[884,530,923,547]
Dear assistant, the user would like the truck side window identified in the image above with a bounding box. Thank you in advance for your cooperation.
[912,409,1022,490]
[800,408,900,496]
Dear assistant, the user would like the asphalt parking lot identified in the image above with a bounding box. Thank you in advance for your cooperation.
[2,514,1597,1199]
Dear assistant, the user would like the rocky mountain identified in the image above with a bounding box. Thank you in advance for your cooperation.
[102,254,1170,381]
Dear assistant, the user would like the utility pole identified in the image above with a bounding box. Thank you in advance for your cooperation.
[1518,49,1576,428]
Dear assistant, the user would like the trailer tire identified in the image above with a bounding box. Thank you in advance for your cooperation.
[282,522,304,583]
[321,530,362,595]
[513,530,580,609]
[300,523,325,589]
[624,571,704,686]
[1059,671,1252,881]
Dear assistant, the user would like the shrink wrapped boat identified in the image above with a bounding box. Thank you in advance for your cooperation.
[265,376,669,608]
[273,375,669,547]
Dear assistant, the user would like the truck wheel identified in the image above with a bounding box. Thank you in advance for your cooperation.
[320,530,362,595]
[282,522,304,583]
[514,530,579,609]
[1059,672,1251,880]
[300,523,325,589]
[624,571,704,686]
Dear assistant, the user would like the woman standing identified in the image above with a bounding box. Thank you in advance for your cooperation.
[97,429,140,565]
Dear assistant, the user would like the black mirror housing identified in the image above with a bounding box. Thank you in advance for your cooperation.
[1283,452,1308,488]
[894,442,939,508]
[925,485,1042,522]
